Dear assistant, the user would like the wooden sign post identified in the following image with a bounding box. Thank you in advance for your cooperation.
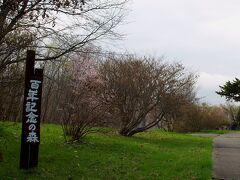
[20,50,43,169]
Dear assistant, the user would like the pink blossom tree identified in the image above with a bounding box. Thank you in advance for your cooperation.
[59,52,106,142]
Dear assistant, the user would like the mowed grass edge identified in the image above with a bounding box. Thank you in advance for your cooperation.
[0,122,213,180]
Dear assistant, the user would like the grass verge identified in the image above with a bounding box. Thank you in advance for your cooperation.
[0,122,213,179]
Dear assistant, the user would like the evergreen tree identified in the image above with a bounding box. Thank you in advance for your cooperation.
[216,78,240,102]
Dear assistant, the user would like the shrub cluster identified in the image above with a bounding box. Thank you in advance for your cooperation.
[173,104,230,132]
[56,54,198,139]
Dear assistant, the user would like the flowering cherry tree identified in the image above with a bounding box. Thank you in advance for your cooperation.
[59,52,106,142]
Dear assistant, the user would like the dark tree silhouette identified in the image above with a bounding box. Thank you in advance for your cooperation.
[216,78,240,102]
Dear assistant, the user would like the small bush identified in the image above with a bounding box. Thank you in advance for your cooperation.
[60,101,105,142]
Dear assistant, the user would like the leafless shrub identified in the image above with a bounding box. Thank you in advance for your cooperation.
[99,54,197,136]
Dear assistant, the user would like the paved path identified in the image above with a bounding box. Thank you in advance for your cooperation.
[213,132,240,180]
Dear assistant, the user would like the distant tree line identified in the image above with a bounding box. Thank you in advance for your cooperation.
[0,47,232,141]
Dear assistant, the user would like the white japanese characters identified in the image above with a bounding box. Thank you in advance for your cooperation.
[25,80,42,143]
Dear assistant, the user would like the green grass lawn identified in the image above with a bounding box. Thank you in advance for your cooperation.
[0,122,213,180]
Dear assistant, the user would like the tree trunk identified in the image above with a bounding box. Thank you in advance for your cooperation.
[0,152,3,162]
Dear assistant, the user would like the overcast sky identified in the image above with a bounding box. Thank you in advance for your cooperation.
[110,0,240,105]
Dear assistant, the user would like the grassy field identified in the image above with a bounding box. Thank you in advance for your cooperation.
[0,122,213,180]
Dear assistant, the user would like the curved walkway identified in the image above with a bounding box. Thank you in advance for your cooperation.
[213,132,240,180]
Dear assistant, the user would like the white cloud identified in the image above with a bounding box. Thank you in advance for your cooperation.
[197,72,236,104]
[198,72,234,89]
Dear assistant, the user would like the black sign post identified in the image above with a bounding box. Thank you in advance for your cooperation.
[20,50,43,169]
